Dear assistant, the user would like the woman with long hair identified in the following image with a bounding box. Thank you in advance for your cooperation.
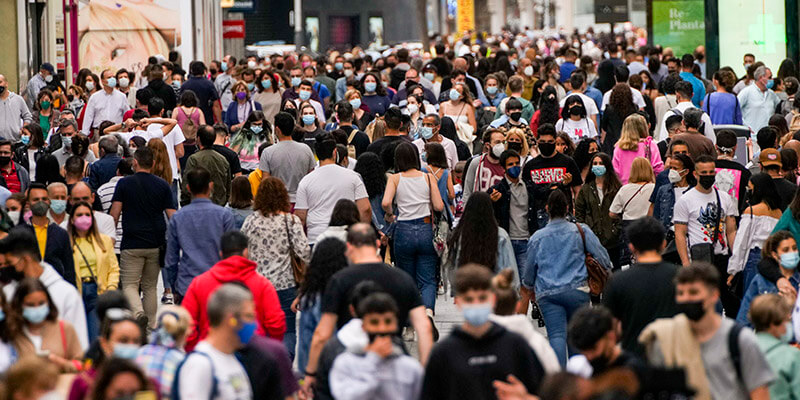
[575,152,622,268]
[8,278,83,372]
[423,142,456,222]
[383,143,444,318]
[226,175,254,230]
[612,113,663,184]
[298,102,325,149]
[14,123,48,182]
[253,71,283,125]
[556,95,599,143]
[31,89,60,136]
[555,132,576,157]
[360,71,391,117]
[344,89,372,130]
[67,202,119,340]
[241,177,310,360]
[543,61,566,101]
[146,138,173,184]
[315,199,360,245]
[601,83,639,154]
[295,238,348,376]
[729,173,783,291]
[135,306,192,399]
[531,86,560,135]
[703,70,743,125]
[171,90,205,140]
[90,358,151,400]
[34,154,66,186]
[573,138,599,181]
[439,83,478,149]
[610,157,656,265]
[439,116,471,161]
[230,110,272,173]
[506,127,536,166]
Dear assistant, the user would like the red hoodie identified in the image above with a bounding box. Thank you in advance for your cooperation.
[182,255,286,351]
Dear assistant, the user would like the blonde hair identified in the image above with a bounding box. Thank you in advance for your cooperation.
[505,128,530,157]
[749,293,792,331]
[232,80,250,97]
[344,89,362,101]
[147,138,173,183]
[616,114,648,151]
[628,157,655,184]
[155,305,192,345]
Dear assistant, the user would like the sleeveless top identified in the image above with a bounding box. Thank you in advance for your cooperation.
[395,174,431,220]
[175,107,201,129]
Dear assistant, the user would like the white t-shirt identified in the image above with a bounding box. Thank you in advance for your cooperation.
[559,93,599,117]
[610,183,655,220]
[178,341,252,400]
[295,164,368,243]
[147,123,186,180]
[601,87,647,111]
[672,187,739,255]
[555,118,598,142]
[412,137,458,170]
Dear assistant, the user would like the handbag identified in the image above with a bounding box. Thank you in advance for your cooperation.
[284,214,306,285]
[689,189,722,264]
[426,173,450,256]
[576,223,609,296]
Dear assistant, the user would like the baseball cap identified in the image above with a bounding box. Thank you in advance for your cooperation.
[759,148,781,167]
[41,63,55,74]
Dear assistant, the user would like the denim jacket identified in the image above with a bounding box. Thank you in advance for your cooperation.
[652,183,693,232]
[523,218,612,299]
[736,268,800,327]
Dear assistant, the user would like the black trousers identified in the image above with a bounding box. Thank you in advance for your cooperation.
[713,253,740,318]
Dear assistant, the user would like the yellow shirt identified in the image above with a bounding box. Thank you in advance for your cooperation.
[33,224,47,259]
[75,237,98,279]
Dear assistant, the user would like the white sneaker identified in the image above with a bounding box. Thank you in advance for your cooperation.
[402,327,415,342]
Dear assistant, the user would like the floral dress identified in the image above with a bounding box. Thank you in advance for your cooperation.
[241,212,311,291]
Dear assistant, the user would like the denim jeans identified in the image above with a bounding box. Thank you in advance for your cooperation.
[511,239,529,279]
[538,288,590,366]
[743,247,761,292]
[82,282,99,342]
[394,219,438,310]
[297,296,321,375]
[277,286,298,361]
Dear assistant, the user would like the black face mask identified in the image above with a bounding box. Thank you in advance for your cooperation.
[698,175,716,190]
[569,105,585,116]
[0,264,24,284]
[676,300,706,321]
[589,354,611,372]
[539,142,556,157]
[0,156,11,167]
[67,94,74,101]
[508,142,523,153]
[0,86,5,95]
[509,111,522,122]
[209,69,217,75]
[275,63,285,70]
[366,331,396,342]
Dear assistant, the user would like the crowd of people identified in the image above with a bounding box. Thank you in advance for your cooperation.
[1,25,800,400]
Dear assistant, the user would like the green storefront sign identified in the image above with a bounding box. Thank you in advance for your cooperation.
[652,0,705,56]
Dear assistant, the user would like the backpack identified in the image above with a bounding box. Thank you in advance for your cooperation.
[346,128,359,159]
[179,107,199,140]
[171,351,218,400]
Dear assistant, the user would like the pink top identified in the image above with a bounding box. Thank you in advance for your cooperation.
[175,107,201,130]
[612,137,664,184]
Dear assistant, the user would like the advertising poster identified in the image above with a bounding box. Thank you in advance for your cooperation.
[719,0,786,76]
[78,0,182,75]
[456,0,474,33]
[369,17,384,47]
[651,0,704,57]
[305,17,320,52]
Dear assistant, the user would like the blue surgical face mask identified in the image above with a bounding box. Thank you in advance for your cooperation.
[22,304,49,324]
[507,165,521,178]
[462,303,492,326]
[302,115,316,126]
[423,72,435,82]
[50,199,67,214]
[349,98,362,110]
[106,77,117,88]
[299,90,311,101]
[449,88,460,101]
[364,81,377,92]
[261,80,272,89]
[781,321,794,343]
[20,135,30,145]
[62,136,73,148]
[780,251,799,269]
[335,62,344,70]
[251,125,263,134]
[247,82,255,92]
[421,151,428,163]
[113,343,140,359]
[221,62,228,72]
[237,321,257,345]
[419,126,434,140]
[766,79,775,90]
[291,77,302,87]
[486,86,498,95]
[591,165,607,176]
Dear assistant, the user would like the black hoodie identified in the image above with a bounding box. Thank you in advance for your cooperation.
[421,322,544,400]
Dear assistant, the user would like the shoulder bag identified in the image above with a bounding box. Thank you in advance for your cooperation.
[426,173,449,256]
[620,183,647,219]
[689,189,722,263]
[576,223,609,296]
[284,214,306,284]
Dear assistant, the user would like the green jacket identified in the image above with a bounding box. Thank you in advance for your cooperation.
[574,181,620,248]
[182,148,231,207]
[756,332,800,400]
[773,208,800,243]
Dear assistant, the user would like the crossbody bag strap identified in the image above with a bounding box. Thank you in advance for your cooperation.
[284,214,295,253]
[575,222,588,255]
[711,189,722,247]
[59,320,67,356]
[621,183,647,217]
[74,239,97,281]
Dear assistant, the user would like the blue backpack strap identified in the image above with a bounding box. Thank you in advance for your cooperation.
[172,351,218,400]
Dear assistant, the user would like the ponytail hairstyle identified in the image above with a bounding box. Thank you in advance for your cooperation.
[151,305,193,348]
[491,269,518,316]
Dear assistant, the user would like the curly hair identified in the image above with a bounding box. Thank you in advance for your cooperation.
[298,238,348,305]
[447,192,498,270]
[538,86,560,126]
[608,83,637,119]
[353,152,386,198]
[147,138,173,183]
[360,72,387,97]
[253,176,290,216]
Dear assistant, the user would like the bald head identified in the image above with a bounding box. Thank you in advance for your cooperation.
[453,58,468,71]
[69,181,94,206]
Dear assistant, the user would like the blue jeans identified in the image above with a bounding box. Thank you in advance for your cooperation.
[82,282,99,342]
[743,247,761,292]
[538,288,590,366]
[394,219,438,310]
[297,297,321,375]
[277,287,297,361]
[511,239,529,280]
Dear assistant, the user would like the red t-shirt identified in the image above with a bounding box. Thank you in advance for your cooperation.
[2,163,21,193]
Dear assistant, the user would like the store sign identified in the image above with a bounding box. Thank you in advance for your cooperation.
[595,0,628,23]
[221,0,255,12]
[223,20,245,39]
[456,0,474,33]
[652,0,705,56]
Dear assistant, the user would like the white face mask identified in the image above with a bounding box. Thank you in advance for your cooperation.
[668,168,685,183]
[523,66,534,76]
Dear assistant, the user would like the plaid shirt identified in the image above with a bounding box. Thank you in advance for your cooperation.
[136,344,186,399]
